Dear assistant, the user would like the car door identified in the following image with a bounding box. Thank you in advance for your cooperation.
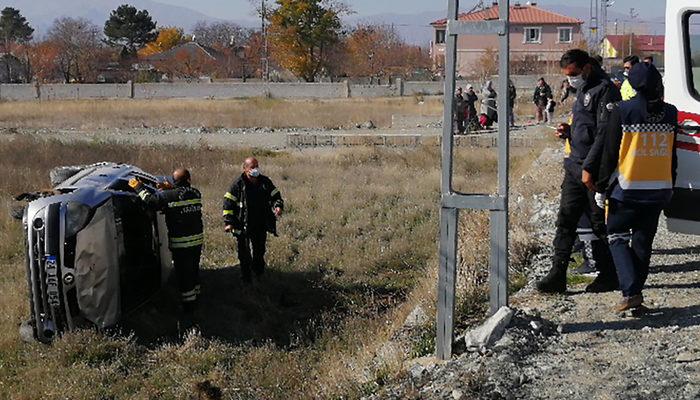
[663,0,700,235]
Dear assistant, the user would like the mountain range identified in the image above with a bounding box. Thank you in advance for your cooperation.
[5,0,665,45]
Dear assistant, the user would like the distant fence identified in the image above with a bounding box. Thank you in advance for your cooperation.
[0,80,442,101]
[0,75,561,102]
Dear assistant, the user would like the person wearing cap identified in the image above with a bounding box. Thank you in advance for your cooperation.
[596,62,678,312]
[223,157,284,284]
[129,168,204,315]
[536,49,621,294]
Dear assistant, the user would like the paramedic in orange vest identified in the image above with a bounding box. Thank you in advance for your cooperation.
[595,63,678,312]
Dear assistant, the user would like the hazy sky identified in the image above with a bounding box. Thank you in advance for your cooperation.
[157,0,665,21]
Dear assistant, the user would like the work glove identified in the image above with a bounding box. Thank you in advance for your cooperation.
[594,192,606,209]
[128,178,140,190]
[157,181,174,190]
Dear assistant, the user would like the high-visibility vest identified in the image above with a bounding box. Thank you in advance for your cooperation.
[620,79,637,101]
[616,122,675,190]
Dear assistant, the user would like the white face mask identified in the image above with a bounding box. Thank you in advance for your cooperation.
[567,74,585,90]
[623,70,629,77]
[249,168,261,178]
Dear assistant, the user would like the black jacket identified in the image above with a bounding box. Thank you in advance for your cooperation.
[223,174,284,235]
[136,183,204,249]
[564,67,621,181]
[533,83,552,106]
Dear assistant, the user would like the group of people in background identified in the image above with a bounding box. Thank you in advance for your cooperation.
[452,79,516,133]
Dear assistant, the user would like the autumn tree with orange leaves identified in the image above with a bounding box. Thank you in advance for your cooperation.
[138,27,185,57]
[268,0,344,82]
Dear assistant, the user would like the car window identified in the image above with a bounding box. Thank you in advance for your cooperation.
[686,13,700,97]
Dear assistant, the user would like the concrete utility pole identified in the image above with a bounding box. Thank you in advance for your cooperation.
[590,0,599,54]
[261,0,270,82]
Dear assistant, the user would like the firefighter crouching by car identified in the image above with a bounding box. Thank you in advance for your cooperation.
[223,157,284,284]
[595,63,678,312]
[129,168,203,312]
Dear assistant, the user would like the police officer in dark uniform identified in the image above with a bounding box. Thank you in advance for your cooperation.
[223,157,283,283]
[536,49,621,294]
[596,63,677,311]
[129,168,203,312]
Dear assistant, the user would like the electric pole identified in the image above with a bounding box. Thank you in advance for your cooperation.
[261,0,269,82]
[589,0,599,55]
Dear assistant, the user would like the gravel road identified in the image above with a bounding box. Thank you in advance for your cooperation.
[368,148,700,400]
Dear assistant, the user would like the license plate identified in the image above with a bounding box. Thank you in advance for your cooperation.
[45,256,60,307]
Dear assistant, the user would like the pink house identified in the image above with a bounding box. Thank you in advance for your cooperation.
[430,2,584,77]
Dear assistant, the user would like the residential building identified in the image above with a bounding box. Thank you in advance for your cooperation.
[430,1,583,77]
[602,35,665,67]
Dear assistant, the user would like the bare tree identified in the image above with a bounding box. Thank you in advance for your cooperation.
[46,17,104,82]
[191,21,250,50]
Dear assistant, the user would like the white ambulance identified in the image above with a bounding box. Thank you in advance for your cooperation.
[664,0,700,234]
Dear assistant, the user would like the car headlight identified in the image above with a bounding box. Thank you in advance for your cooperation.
[65,202,92,237]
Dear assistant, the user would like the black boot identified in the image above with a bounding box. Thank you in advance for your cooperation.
[585,273,619,293]
[585,241,619,293]
[536,262,567,294]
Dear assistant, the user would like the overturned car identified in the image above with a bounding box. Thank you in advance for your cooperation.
[20,163,173,342]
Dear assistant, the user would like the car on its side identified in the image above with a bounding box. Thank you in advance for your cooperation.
[21,162,173,342]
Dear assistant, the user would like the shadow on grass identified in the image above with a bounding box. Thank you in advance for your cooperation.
[560,304,700,334]
[119,265,406,348]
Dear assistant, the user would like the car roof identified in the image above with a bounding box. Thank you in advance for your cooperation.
[55,163,156,191]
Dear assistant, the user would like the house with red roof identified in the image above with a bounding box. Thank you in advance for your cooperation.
[602,35,665,67]
[430,1,583,77]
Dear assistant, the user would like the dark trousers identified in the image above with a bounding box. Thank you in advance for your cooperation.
[455,118,466,133]
[553,173,614,276]
[607,199,662,297]
[237,229,267,280]
[171,246,202,306]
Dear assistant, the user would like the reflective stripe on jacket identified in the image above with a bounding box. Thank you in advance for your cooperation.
[597,96,678,205]
[137,184,204,249]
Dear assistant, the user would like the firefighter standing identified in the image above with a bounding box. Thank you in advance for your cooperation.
[223,157,284,283]
[596,63,677,311]
[129,168,203,312]
[536,49,621,294]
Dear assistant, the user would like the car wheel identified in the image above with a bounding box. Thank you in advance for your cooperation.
[49,167,83,186]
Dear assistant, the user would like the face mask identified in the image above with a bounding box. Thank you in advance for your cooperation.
[567,74,585,90]
[623,71,629,77]
[249,168,261,178]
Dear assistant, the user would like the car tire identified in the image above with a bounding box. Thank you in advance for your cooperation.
[49,167,83,186]
[19,319,37,343]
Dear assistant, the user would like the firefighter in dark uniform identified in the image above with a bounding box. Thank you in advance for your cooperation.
[596,63,677,311]
[223,157,283,283]
[536,49,621,294]
[129,168,203,312]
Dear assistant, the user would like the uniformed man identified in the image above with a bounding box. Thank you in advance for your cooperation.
[596,63,677,311]
[223,157,283,283]
[536,49,621,294]
[129,168,203,312]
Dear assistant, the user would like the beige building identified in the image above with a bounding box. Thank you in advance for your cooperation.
[430,1,583,77]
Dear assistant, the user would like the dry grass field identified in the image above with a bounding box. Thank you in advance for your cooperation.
[0,97,443,130]
[0,134,548,399]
